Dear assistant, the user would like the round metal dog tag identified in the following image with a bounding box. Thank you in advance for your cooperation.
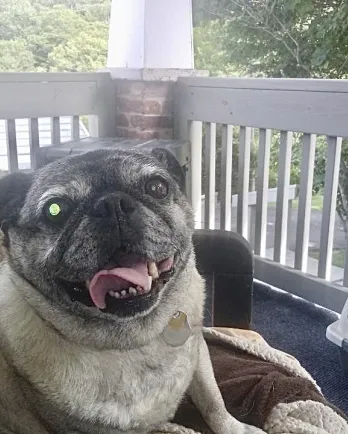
[162,311,192,347]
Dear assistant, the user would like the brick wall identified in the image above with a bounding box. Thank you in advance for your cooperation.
[115,79,175,140]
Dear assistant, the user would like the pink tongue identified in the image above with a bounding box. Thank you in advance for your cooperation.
[88,258,150,309]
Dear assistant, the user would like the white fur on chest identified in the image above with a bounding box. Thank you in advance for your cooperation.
[0,274,200,432]
[47,339,198,431]
[74,340,197,430]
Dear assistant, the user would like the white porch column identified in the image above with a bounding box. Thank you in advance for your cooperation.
[107,0,194,69]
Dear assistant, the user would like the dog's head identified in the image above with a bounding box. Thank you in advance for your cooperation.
[0,148,197,349]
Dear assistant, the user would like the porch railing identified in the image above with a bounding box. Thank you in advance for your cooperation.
[0,72,116,171]
[1,72,348,313]
[175,77,348,313]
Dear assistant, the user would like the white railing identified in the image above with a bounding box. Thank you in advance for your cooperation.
[175,77,348,313]
[2,72,348,313]
[0,72,116,171]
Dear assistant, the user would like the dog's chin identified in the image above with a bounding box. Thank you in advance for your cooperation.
[57,254,177,319]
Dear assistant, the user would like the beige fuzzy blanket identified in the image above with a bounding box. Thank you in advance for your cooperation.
[153,327,348,434]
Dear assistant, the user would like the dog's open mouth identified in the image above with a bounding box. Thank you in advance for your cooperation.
[66,255,175,315]
[88,256,174,309]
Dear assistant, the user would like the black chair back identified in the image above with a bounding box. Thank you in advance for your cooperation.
[193,230,253,329]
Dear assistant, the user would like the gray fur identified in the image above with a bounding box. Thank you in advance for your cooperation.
[0,148,263,433]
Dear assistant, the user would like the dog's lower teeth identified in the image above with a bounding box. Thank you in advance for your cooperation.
[101,278,166,305]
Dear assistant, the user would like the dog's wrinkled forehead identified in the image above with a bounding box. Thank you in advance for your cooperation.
[24,149,173,211]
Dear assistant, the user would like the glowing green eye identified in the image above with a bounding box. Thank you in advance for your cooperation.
[44,198,71,224]
[48,203,61,216]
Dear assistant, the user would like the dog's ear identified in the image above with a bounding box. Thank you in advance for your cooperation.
[0,172,33,231]
[151,148,186,192]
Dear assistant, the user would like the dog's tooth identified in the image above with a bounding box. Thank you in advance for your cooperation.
[129,287,137,296]
[121,290,127,297]
[136,286,143,294]
[108,290,115,297]
[148,261,159,279]
[148,275,152,289]
[114,292,120,299]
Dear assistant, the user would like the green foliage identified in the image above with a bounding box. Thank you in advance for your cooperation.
[195,0,348,234]
[28,6,91,71]
[48,24,108,72]
[194,0,348,79]
[0,40,35,71]
[194,21,236,76]
[0,0,110,72]
[36,0,111,22]
[0,0,35,40]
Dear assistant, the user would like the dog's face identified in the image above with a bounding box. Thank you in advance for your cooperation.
[0,148,195,348]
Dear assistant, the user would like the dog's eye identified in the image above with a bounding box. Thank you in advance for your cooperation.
[43,198,71,224]
[145,178,169,199]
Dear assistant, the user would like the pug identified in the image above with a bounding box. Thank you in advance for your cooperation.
[0,148,264,434]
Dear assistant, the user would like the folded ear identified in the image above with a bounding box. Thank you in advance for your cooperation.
[0,172,33,231]
[151,148,186,192]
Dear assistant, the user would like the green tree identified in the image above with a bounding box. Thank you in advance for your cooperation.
[194,21,236,76]
[194,0,348,233]
[48,23,108,72]
[32,0,111,23]
[0,0,35,40]
[0,40,35,71]
[194,0,348,79]
[26,6,96,71]
[0,0,109,72]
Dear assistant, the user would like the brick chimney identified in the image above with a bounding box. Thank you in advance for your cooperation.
[106,0,208,140]
[115,78,175,140]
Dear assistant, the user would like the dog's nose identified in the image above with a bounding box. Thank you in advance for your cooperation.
[92,193,136,218]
